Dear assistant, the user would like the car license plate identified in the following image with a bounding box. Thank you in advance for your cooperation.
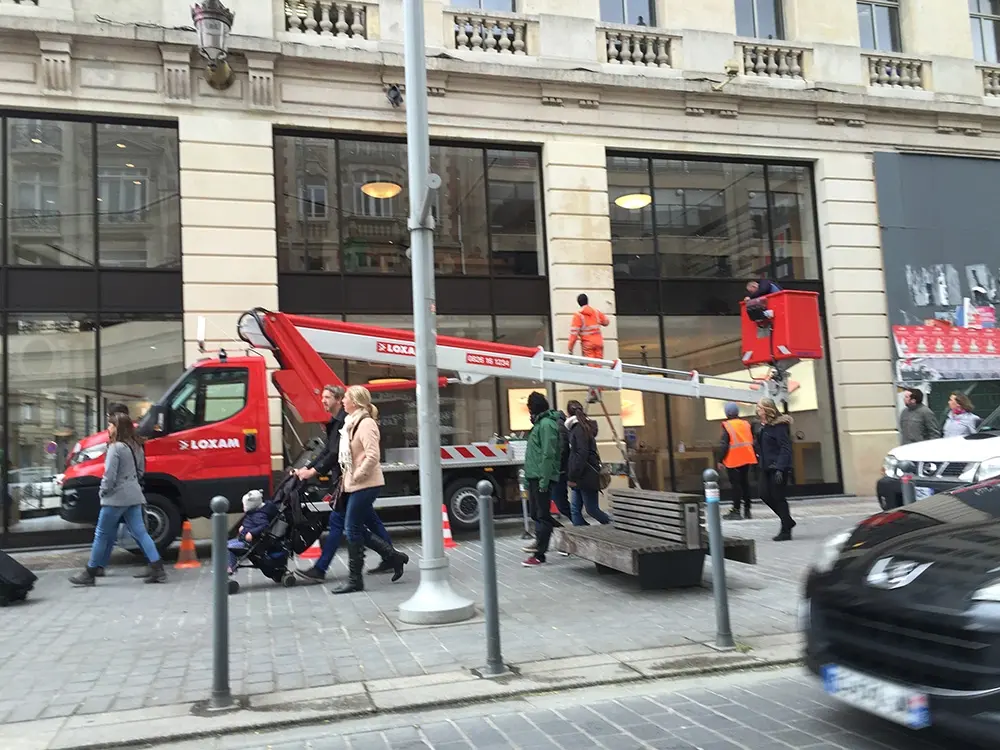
[822,665,930,729]
[915,487,935,500]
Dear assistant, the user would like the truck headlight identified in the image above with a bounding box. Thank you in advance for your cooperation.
[812,530,852,574]
[975,457,1000,483]
[883,455,899,478]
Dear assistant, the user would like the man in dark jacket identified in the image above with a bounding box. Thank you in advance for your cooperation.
[522,392,561,567]
[297,385,406,581]
[899,388,940,444]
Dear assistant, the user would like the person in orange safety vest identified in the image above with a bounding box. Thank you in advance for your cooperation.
[568,294,609,360]
[718,402,757,521]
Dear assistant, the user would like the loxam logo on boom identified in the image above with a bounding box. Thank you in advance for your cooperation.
[178,438,241,450]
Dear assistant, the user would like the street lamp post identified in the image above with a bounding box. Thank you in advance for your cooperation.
[191,0,235,90]
[397,0,475,625]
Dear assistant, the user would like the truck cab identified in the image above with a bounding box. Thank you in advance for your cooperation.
[60,354,273,549]
[877,405,1000,508]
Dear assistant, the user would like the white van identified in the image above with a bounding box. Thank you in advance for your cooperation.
[877,405,1000,508]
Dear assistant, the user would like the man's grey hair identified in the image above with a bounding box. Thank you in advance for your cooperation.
[322,385,345,398]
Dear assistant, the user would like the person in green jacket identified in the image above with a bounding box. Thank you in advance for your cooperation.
[522,391,562,566]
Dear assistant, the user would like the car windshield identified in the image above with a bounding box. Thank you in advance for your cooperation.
[978,406,1000,433]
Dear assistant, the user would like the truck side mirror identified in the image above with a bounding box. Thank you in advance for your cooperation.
[155,407,165,433]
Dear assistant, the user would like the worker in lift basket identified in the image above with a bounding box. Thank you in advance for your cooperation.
[744,278,782,327]
[568,293,610,403]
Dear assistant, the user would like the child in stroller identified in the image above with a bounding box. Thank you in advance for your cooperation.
[226,481,324,595]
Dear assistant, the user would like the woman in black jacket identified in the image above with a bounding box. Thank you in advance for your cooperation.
[565,400,611,526]
[755,397,796,542]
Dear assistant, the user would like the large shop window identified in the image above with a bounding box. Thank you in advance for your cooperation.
[275,135,545,278]
[3,315,184,537]
[609,155,819,281]
[6,119,180,268]
[618,315,839,494]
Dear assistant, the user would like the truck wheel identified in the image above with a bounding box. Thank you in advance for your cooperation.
[445,478,488,532]
[143,494,182,552]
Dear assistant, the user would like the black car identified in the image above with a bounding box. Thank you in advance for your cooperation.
[804,477,1000,746]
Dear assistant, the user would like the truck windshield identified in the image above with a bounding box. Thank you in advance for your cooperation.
[136,365,197,437]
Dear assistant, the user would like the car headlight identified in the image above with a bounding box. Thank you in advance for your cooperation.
[972,581,1000,602]
[975,457,1000,483]
[69,442,108,466]
[883,454,900,478]
[812,530,852,574]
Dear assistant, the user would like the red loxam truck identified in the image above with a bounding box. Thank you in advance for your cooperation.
[60,308,773,549]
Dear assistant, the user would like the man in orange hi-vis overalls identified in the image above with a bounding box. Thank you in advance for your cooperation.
[568,294,609,361]
[718,402,757,521]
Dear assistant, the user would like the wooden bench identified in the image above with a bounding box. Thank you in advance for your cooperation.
[554,488,757,590]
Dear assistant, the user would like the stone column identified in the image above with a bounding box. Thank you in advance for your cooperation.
[542,142,624,469]
[898,0,979,96]
[783,0,865,89]
[814,152,897,496]
[177,114,282,474]
[660,0,737,76]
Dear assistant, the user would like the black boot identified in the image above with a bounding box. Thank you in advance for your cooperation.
[332,542,364,594]
[366,535,408,582]
[724,509,742,521]
[300,566,326,581]
[143,560,167,584]
[70,567,99,586]
[744,504,752,520]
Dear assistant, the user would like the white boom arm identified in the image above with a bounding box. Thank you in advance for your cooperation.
[239,311,781,404]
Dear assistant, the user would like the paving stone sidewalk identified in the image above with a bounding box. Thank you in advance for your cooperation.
[0,501,874,728]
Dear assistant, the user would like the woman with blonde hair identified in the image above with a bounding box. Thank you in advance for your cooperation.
[754,397,796,542]
[333,385,407,595]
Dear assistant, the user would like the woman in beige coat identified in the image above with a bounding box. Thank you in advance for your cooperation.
[333,385,407,595]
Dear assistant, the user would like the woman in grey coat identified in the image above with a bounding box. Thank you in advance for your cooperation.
[70,413,166,585]
[943,392,981,438]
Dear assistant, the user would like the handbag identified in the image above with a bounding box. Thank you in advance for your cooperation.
[328,476,347,514]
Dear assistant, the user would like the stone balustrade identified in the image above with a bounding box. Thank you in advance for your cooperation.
[737,42,806,80]
[864,53,927,90]
[599,25,674,67]
[284,0,369,39]
[452,11,529,55]
[981,66,1000,97]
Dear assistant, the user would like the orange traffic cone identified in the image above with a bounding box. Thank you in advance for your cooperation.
[441,505,458,549]
[174,520,201,569]
[299,538,322,560]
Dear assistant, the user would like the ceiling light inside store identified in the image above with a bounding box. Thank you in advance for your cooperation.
[125,163,135,168]
[116,143,126,149]
[361,181,402,199]
[30,138,42,144]
[614,193,652,210]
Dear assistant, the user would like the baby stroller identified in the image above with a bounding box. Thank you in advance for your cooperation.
[227,475,326,595]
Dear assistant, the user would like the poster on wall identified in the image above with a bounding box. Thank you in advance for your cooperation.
[874,153,1000,385]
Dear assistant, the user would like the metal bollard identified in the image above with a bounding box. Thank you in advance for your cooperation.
[210,495,234,710]
[899,461,917,506]
[518,469,532,540]
[702,470,735,650]
[477,479,506,676]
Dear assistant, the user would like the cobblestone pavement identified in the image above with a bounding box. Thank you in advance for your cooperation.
[152,667,959,750]
[1,500,874,726]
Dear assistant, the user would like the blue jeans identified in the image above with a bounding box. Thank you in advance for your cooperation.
[571,487,612,526]
[89,504,160,568]
[343,486,384,544]
[315,503,391,574]
[550,474,570,518]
